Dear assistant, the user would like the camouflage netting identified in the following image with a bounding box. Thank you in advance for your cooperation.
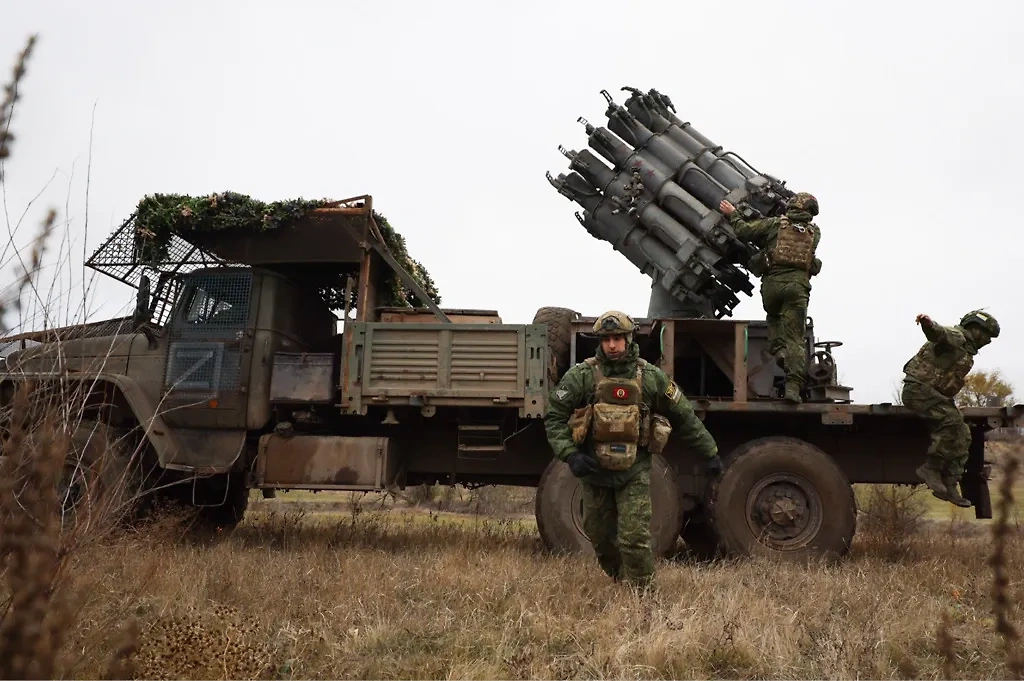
[130,191,441,309]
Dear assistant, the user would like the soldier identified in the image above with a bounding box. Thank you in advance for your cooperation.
[543,310,723,589]
[719,193,822,404]
[902,310,1001,507]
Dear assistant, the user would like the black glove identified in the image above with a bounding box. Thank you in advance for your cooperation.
[704,455,723,477]
[567,451,598,478]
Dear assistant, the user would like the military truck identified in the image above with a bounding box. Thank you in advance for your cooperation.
[1,86,1020,562]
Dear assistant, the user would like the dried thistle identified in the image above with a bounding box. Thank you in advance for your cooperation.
[937,609,956,680]
[0,34,38,179]
[0,384,77,679]
[989,449,1024,678]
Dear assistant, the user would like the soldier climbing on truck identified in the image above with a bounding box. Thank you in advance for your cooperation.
[719,193,822,404]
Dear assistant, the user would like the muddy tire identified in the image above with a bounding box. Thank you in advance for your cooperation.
[532,306,579,385]
[709,436,856,562]
[534,453,683,558]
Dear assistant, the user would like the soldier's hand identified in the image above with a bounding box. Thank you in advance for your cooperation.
[704,455,723,477]
[567,451,598,478]
[719,199,736,215]
[916,314,932,327]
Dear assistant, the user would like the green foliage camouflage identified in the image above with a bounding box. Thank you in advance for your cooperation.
[130,191,441,309]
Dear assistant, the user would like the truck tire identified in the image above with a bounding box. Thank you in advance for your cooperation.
[62,420,145,527]
[532,306,579,385]
[708,436,856,562]
[534,453,683,559]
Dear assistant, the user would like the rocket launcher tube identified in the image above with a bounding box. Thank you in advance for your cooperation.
[621,88,793,216]
[620,94,754,193]
[584,125,737,251]
[562,146,704,258]
[545,171,745,318]
[561,145,754,282]
[574,210,709,310]
[605,100,732,211]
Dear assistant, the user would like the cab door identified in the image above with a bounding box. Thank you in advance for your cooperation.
[161,269,256,429]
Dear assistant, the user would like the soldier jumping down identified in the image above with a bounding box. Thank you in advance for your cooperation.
[543,310,722,589]
[902,310,1001,507]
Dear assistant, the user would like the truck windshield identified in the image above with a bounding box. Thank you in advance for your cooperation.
[181,273,251,328]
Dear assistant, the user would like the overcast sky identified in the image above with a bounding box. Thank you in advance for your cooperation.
[2,0,1022,405]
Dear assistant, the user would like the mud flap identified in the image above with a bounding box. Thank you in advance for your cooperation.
[962,427,992,519]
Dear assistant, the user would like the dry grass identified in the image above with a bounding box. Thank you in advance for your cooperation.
[25,494,1016,680]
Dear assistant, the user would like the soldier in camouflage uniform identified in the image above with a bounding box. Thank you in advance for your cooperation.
[902,310,1001,507]
[543,310,722,588]
[719,193,822,404]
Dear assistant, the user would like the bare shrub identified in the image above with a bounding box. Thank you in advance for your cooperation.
[855,484,927,560]
[0,33,144,679]
[989,443,1024,676]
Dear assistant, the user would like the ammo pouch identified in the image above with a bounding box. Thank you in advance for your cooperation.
[591,402,641,471]
[746,250,768,277]
[646,413,672,455]
[568,405,592,445]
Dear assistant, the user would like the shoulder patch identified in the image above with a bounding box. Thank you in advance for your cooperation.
[554,388,569,401]
[665,380,682,403]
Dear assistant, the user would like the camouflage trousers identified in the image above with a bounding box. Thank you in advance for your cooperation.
[580,469,654,587]
[761,277,810,387]
[901,380,971,478]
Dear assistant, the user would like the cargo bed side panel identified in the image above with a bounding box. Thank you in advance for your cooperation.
[341,322,547,416]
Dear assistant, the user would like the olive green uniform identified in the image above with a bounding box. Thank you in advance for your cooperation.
[544,313,720,587]
[727,192,822,403]
[902,310,1001,507]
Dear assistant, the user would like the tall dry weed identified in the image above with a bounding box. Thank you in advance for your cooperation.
[990,445,1024,677]
[0,33,142,679]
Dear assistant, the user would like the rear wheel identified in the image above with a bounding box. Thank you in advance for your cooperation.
[532,306,579,385]
[535,453,683,558]
[709,436,856,562]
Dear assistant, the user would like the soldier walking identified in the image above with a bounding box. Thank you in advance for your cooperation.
[543,310,722,589]
[719,193,822,403]
[902,310,1001,507]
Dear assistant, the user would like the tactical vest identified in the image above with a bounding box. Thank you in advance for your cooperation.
[566,357,673,471]
[768,215,817,271]
[902,330,975,397]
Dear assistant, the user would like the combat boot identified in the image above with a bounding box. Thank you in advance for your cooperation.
[783,381,802,404]
[933,476,972,508]
[915,457,946,496]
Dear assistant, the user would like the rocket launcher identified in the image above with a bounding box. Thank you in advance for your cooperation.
[546,85,798,319]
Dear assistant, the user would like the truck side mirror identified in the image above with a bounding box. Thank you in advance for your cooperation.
[134,274,151,328]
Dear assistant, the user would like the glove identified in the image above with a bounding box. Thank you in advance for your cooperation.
[567,451,598,478]
[704,455,723,477]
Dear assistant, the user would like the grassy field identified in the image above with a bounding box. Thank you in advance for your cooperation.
[20,468,1020,681]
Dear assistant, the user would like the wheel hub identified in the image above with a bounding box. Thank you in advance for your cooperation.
[745,474,822,549]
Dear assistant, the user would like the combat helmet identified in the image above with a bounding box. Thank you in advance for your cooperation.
[593,310,636,337]
[789,192,819,216]
[960,310,1000,338]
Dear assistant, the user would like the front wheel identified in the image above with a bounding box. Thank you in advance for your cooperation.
[708,436,856,562]
[534,453,683,558]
